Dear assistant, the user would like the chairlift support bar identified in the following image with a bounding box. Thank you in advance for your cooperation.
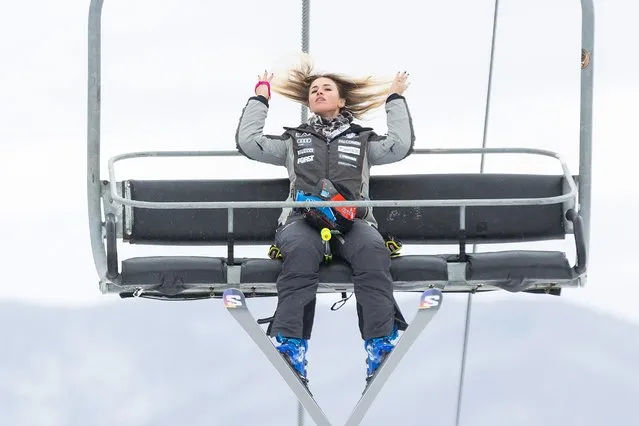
[299,2,310,424]
[106,148,578,209]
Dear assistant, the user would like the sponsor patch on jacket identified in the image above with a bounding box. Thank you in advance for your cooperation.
[339,153,358,162]
[296,137,312,145]
[338,139,361,146]
[295,132,311,137]
[342,132,357,139]
[297,147,314,155]
[338,161,357,168]
[297,155,314,164]
[338,145,360,155]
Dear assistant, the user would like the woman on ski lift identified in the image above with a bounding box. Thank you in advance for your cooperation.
[235,54,413,385]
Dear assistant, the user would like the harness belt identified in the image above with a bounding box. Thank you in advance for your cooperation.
[267,233,402,260]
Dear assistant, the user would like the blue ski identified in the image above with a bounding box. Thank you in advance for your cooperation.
[344,288,443,426]
[223,288,332,426]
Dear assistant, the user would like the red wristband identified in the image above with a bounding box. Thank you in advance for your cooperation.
[255,80,271,99]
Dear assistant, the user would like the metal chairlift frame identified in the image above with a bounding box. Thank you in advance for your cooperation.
[86,3,594,297]
[86,0,594,424]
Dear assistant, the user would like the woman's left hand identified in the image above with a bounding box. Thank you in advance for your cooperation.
[389,71,410,96]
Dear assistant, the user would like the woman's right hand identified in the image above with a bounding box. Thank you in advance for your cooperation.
[255,70,273,100]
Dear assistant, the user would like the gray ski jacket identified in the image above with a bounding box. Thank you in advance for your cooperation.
[235,93,415,227]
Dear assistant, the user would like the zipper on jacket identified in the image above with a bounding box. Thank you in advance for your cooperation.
[326,138,330,181]
[326,129,347,182]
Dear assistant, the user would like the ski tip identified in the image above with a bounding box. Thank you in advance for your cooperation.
[419,288,443,310]
[222,288,246,309]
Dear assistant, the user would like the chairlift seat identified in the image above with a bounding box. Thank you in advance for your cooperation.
[106,172,586,299]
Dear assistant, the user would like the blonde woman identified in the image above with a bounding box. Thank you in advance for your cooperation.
[235,56,414,387]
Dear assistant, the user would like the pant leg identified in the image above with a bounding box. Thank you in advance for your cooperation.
[269,216,325,339]
[333,219,395,340]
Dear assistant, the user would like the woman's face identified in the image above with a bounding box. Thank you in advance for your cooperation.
[308,77,345,118]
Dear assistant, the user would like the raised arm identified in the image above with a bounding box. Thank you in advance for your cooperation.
[367,72,415,166]
[235,72,289,166]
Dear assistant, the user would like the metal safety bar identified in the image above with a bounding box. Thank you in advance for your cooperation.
[106,147,578,209]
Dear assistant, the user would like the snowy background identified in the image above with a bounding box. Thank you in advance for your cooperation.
[1,296,638,425]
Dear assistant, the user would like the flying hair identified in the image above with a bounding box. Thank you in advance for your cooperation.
[271,53,394,120]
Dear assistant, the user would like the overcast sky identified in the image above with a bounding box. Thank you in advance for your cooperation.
[0,0,637,325]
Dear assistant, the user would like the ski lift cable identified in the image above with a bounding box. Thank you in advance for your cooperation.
[455,1,500,425]
[301,0,310,127]
[298,2,310,425]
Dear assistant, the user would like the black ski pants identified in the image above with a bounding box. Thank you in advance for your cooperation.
[268,214,397,341]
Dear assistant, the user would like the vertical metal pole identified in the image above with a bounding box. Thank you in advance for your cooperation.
[297,3,310,425]
[297,402,304,426]
[455,1,499,425]
[577,0,595,257]
[455,292,473,426]
[88,0,107,284]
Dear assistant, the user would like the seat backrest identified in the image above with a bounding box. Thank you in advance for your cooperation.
[122,173,573,245]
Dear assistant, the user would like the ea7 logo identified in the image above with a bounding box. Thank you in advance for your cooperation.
[420,294,441,309]
[223,294,243,308]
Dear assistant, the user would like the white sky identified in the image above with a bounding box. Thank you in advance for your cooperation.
[1,0,637,324]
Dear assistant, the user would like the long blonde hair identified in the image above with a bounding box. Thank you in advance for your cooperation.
[271,54,393,120]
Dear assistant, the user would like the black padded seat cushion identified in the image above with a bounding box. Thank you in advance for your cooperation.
[239,258,352,283]
[125,174,568,245]
[466,250,573,292]
[121,256,226,287]
[389,255,449,281]
[239,255,449,284]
